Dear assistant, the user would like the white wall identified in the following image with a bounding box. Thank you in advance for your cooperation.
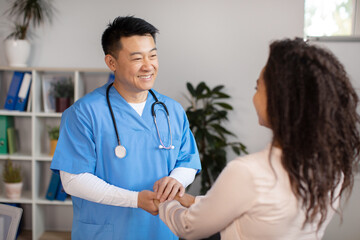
[0,0,359,238]
[0,0,304,155]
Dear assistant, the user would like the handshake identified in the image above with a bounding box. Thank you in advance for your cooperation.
[138,176,195,215]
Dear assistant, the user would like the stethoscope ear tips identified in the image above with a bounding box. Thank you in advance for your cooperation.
[171,145,175,149]
[159,145,164,149]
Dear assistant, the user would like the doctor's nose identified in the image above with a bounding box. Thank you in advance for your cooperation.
[141,59,155,71]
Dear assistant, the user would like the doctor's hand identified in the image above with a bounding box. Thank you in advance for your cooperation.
[153,176,185,203]
[138,190,159,215]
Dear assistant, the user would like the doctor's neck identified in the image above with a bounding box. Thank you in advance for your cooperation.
[113,81,148,103]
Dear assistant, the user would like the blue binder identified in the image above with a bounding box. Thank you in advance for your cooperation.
[107,73,115,83]
[4,72,25,110]
[46,172,60,200]
[55,182,68,201]
[14,72,32,111]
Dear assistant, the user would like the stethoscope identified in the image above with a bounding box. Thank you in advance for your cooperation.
[106,83,174,159]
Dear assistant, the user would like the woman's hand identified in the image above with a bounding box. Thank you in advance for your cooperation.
[175,193,195,208]
[154,192,195,209]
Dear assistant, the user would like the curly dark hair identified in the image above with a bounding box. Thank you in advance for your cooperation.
[264,38,360,229]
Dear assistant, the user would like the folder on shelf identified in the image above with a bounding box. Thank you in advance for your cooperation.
[42,76,57,113]
[107,73,115,83]
[55,182,68,201]
[14,72,32,111]
[46,172,61,200]
[7,127,17,154]
[26,84,33,112]
[0,116,14,154]
[4,72,25,110]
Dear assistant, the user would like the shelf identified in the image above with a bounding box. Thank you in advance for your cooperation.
[0,110,63,118]
[0,66,110,73]
[0,190,32,203]
[35,112,62,118]
[0,153,32,160]
[35,154,53,161]
[0,110,32,116]
[0,66,110,239]
[36,197,72,205]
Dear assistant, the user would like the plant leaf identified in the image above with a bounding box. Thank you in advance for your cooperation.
[214,92,230,99]
[212,85,224,92]
[214,102,233,110]
[195,82,207,96]
[186,82,196,97]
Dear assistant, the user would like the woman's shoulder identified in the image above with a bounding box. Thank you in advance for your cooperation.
[228,145,282,175]
[231,145,274,163]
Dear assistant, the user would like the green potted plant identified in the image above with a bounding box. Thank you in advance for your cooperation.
[4,0,55,67]
[2,159,23,199]
[47,125,59,156]
[185,82,248,194]
[50,78,74,112]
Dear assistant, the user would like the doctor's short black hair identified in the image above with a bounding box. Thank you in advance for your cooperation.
[101,16,159,57]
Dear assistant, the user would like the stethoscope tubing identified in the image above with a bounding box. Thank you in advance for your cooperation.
[106,83,174,157]
[106,83,121,147]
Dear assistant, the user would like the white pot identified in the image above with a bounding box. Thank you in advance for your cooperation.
[4,39,31,67]
[4,182,23,200]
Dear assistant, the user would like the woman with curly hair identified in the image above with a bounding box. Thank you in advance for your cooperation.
[155,38,360,239]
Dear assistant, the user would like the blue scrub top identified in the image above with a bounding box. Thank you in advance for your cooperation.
[51,83,201,240]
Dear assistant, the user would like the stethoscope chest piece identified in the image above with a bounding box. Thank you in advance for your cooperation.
[115,145,127,158]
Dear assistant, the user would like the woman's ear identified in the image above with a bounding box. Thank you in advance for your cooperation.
[105,54,116,72]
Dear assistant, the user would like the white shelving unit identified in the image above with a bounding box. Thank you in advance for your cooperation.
[0,66,110,239]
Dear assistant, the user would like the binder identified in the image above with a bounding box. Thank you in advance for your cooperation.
[46,172,61,200]
[0,116,14,154]
[107,73,115,83]
[4,72,25,110]
[55,181,68,201]
[14,72,32,111]
[26,84,33,112]
[7,127,17,154]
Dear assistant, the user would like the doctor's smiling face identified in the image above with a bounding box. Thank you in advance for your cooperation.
[105,34,159,103]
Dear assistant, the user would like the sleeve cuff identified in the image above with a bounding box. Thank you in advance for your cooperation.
[169,167,197,188]
[130,191,139,208]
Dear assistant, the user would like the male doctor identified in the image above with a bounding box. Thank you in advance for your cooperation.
[50,16,201,240]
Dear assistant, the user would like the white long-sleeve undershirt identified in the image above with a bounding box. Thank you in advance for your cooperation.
[60,167,196,208]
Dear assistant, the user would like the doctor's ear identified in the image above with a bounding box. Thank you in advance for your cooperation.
[105,55,116,72]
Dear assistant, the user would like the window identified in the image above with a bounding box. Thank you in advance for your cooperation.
[304,0,360,40]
